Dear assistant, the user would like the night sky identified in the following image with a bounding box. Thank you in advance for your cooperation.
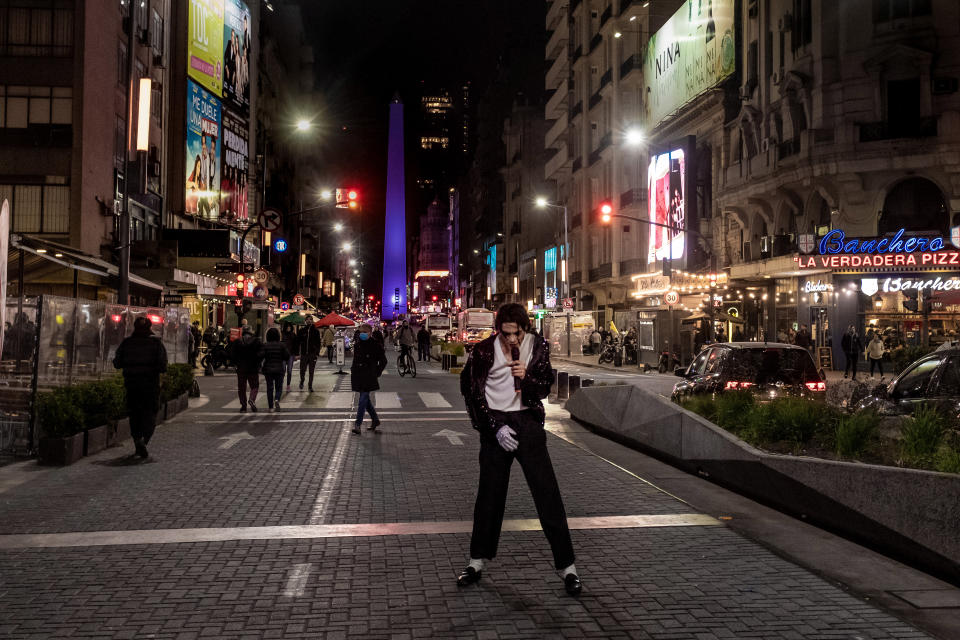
[301,0,545,294]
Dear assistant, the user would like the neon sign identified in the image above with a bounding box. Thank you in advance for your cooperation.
[881,276,960,293]
[819,228,945,255]
[803,280,833,293]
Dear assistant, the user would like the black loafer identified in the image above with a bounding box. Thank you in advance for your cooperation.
[457,566,482,587]
[368,420,381,431]
[564,573,582,596]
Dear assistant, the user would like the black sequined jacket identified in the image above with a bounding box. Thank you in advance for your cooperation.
[459,333,553,434]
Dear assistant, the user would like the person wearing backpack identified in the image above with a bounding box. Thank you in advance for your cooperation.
[261,327,290,411]
[113,317,168,459]
[230,325,263,411]
[350,324,387,434]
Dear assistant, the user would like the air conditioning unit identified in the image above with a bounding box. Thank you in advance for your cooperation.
[772,70,781,85]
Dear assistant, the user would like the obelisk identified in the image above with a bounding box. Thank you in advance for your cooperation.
[381,97,406,321]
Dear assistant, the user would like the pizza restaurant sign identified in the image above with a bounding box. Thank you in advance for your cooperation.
[796,228,960,269]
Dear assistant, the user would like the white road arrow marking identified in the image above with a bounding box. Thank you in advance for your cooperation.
[433,429,466,445]
[218,431,254,449]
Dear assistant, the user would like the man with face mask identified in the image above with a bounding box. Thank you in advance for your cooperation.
[458,303,580,596]
[350,324,387,434]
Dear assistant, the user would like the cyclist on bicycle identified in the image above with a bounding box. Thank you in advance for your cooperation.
[395,319,417,362]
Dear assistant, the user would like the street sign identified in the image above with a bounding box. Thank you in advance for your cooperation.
[562,297,574,310]
[253,285,268,300]
[273,238,288,253]
[215,262,237,273]
[258,207,283,232]
[293,293,305,306]
[664,291,680,305]
[335,336,345,367]
[280,302,290,311]
[253,268,269,284]
[163,294,183,305]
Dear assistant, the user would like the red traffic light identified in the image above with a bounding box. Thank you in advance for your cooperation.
[432,295,438,301]
[236,273,245,282]
[599,202,613,223]
[368,295,375,300]
[347,189,358,200]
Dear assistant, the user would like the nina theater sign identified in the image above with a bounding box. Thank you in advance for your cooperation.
[796,228,960,269]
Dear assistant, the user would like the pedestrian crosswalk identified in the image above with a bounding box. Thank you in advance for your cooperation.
[218,391,459,411]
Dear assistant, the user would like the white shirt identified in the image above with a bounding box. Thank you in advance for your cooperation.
[485,333,534,412]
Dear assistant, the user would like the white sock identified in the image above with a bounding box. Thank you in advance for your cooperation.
[468,558,484,572]
[560,563,577,577]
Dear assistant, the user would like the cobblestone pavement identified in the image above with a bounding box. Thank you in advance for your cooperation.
[0,359,935,638]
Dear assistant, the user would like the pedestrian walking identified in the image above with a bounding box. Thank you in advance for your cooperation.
[297,321,322,391]
[417,325,431,361]
[457,302,581,596]
[112,316,168,459]
[322,326,336,363]
[189,321,201,368]
[589,329,601,355]
[282,324,298,392]
[372,326,385,347]
[866,331,885,378]
[350,324,386,434]
[261,327,290,411]
[842,324,863,379]
[230,325,263,411]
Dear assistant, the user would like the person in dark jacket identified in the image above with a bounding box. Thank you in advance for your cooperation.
[842,324,863,379]
[371,326,385,347]
[350,323,387,435]
[417,326,431,361]
[229,326,263,411]
[113,316,168,458]
[297,322,322,392]
[281,324,298,392]
[261,327,290,411]
[457,303,580,596]
[189,321,202,368]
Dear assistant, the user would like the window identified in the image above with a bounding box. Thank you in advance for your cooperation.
[935,357,960,396]
[151,8,164,56]
[792,0,812,51]
[873,0,931,22]
[151,82,162,123]
[690,348,711,375]
[114,115,127,171]
[0,86,71,128]
[118,43,128,88]
[887,77,920,135]
[0,181,70,234]
[894,356,943,399]
[0,5,73,57]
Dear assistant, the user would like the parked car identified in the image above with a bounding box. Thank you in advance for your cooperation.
[671,342,826,402]
[857,348,960,416]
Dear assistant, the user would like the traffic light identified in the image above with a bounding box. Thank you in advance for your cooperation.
[599,201,613,224]
[902,289,918,312]
[236,273,245,285]
[432,295,438,301]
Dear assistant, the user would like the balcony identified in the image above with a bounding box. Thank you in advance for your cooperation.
[545,145,571,178]
[600,5,612,27]
[588,89,603,110]
[619,258,645,276]
[570,100,583,118]
[546,54,568,92]
[510,221,522,235]
[597,130,612,151]
[546,23,567,61]
[620,53,642,79]
[589,263,613,281]
[545,79,568,118]
[570,271,582,285]
[777,137,801,160]
[570,0,582,12]
[572,45,582,64]
[589,32,603,53]
[545,111,568,149]
[858,117,938,143]
[620,187,646,208]
[510,187,521,200]
[548,0,567,26]
[600,67,612,90]
[572,156,582,172]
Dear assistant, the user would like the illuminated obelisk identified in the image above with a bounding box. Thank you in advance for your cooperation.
[381,96,407,321]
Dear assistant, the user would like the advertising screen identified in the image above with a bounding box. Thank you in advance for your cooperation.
[185,79,221,221]
[188,0,224,97]
[222,0,250,114]
[643,0,735,127]
[220,109,248,225]
[647,147,686,265]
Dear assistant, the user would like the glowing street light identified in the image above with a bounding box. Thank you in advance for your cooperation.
[348,259,356,266]
[320,189,332,200]
[535,196,548,208]
[296,119,311,132]
[342,242,351,252]
[625,128,645,146]
[333,223,343,232]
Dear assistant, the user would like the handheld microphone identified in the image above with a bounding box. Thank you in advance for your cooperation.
[511,345,522,393]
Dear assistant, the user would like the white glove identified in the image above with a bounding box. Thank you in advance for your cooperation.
[495,425,519,452]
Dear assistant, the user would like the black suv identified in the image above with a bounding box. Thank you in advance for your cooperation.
[858,348,960,416]
[671,342,826,402]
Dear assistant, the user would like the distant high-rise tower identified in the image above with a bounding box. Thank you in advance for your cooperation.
[382,98,407,321]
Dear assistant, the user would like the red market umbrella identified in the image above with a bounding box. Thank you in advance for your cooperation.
[314,313,356,327]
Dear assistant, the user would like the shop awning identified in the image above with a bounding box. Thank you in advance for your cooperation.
[681,310,710,322]
[10,234,163,291]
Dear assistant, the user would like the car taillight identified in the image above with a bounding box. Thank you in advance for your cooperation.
[805,381,826,392]
[724,381,754,390]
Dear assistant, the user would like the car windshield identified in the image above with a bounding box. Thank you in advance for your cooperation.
[727,348,820,384]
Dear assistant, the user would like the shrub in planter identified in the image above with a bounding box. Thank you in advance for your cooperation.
[76,377,126,430]
[835,411,877,458]
[441,342,467,358]
[712,391,754,433]
[161,364,195,402]
[901,405,947,466]
[35,388,85,465]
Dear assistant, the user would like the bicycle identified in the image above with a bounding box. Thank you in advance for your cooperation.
[397,345,417,377]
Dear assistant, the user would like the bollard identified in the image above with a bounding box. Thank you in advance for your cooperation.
[557,371,569,400]
[582,378,594,388]
[568,374,581,397]
[442,354,449,370]
[550,368,558,396]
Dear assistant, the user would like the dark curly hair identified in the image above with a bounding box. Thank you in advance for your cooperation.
[494,303,530,332]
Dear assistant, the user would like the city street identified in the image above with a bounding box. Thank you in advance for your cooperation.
[0,356,947,639]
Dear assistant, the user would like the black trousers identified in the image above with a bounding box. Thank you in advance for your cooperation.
[125,377,160,444]
[470,409,575,570]
[326,345,334,363]
[869,356,884,377]
[418,343,430,361]
[300,358,316,387]
[844,352,859,377]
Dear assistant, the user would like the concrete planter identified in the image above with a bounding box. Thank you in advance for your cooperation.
[38,433,84,466]
[567,384,960,583]
[177,393,189,412]
[111,418,131,445]
[83,425,109,456]
[165,399,179,420]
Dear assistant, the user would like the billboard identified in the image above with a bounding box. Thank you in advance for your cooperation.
[185,79,221,221]
[222,0,250,114]
[220,109,249,225]
[188,0,224,97]
[643,0,735,126]
[647,144,688,265]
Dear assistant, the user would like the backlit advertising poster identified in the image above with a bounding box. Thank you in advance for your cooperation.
[222,0,250,114]
[185,79,221,221]
[647,145,688,265]
[643,0,735,126]
[188,0,224,97]
[220,109,249,225]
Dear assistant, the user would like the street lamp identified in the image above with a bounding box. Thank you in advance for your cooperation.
[333,222,343,232]
[296,118,311,132]
[625,127,645,147]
